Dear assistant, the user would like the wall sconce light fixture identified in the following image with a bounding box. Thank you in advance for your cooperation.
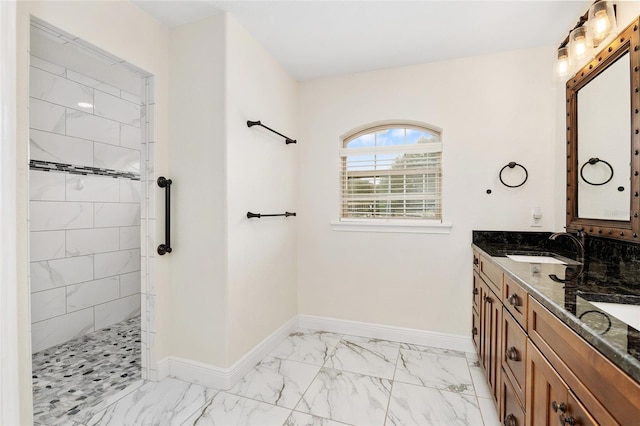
[555,0,617,78]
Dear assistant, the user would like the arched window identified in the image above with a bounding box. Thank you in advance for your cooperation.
[340,122,442,221]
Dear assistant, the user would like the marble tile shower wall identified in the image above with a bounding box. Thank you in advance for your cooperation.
[28,54,144,354]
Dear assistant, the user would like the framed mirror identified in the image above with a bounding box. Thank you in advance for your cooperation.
[566,18,640,242]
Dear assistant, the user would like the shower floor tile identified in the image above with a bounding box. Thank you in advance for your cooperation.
[32,315,141,425]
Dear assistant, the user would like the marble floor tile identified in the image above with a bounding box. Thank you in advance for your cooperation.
[296,368,392,426]
[478,397,501,426]
[228,356,321,409]
[385,381,484,426]
[182,391,291,426]
[400,342,468,358]
[269,329,342,366]
[86,377,216,425]
[466,353,493,400]
[31,327,496,426]
[284,411,354,426]
[325,339,399,379]
[340,335,400,348]
[394,348,474,395]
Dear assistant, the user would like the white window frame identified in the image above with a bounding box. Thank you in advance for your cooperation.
[332,121,452,234]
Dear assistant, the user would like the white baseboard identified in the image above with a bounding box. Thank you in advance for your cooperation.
[156,314,473,390]
[157,315,298,389]
[298,314,474,353]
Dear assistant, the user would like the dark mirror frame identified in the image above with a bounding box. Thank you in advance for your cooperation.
[566,18,640,242]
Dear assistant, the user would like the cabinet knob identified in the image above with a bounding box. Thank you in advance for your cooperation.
[472,327,478,335]
[473,287,479,295]
[503,413,517,426]
[508,293,519,306]
[506,346,519,361]
[473,256,479,266]
[562,415,575,426]
[552,401,567,413]
[484,295,492,304]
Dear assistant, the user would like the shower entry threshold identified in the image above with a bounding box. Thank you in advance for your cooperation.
[32,316,142,425]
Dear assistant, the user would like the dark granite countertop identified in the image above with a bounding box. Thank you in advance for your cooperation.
[472,231,640,384]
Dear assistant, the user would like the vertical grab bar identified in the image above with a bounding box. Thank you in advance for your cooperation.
[157,176,173,255]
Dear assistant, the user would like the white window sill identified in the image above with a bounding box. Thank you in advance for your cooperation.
[330,219,453,234]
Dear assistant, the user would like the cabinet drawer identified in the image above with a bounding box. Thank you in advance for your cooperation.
[472,307,480,354]
[528,297,640,425]
[502,309,526,406]
[503,275,528,330]
[472,272,481,312]
[479,254,502,295]
[500,368,525,426]
[473,249,480,272]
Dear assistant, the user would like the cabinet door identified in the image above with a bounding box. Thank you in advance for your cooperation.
[526,341,567,426]
[563,391,599,426]
[482,279,502,404]
[500,369,525,426]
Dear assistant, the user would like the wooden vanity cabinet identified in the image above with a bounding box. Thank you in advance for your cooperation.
[472,251,640,425]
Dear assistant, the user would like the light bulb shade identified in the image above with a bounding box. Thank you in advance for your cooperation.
[569,26,589,61]
[555,47,571,78]
[586,0,616,48]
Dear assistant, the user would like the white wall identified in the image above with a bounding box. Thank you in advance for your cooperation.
[225,16,298,362]
[168,14,298,367]
[15,1,169,422]
[168,14,228,366]
[298,47,558,336]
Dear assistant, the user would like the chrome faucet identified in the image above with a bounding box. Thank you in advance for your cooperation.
[549,231,585,264]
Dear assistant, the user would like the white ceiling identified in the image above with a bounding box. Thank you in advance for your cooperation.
[132,0,589,81]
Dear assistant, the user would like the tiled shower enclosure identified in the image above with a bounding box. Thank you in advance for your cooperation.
[28,18,158,381]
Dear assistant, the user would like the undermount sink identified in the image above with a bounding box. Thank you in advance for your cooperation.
[590,301,640,331]
[506,254,567,265]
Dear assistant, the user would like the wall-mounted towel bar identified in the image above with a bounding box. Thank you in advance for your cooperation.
[247,120,297,144]
[157,176,173,255]
[247,211,297,219]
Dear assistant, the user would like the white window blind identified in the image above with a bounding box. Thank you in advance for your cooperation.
[340,125,442,220]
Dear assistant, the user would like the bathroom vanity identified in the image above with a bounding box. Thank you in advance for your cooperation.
[469,14,640,425]
[471,231,640,425]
